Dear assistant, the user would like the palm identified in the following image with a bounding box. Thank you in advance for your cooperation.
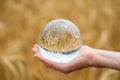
[32,44,95,73]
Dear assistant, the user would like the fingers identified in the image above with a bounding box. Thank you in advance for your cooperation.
[32,45,62,64]
[34,44,39,48]
[32,44,71,73]
[32,44,40,54]
[34,52,67,71]
[32,47,55,68]
[32,44,46,63]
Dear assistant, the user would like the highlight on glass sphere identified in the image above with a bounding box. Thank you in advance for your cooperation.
[38,19,82,63]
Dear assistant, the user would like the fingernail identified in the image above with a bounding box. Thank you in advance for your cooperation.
[32,48,34,51]
[34,44,38,47]
[34,54,37,57]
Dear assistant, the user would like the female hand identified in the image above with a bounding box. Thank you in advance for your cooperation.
[32,44,97,73]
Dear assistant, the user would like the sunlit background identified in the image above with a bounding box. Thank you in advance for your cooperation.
[0,0,120,80]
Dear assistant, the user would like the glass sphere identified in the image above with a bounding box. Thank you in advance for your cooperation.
[38,19,82,63]
[39,19,82,53]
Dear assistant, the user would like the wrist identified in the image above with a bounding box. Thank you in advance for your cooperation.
[86,47,105,68]
[91,48,108,68]
[82,46,99,67]
[93,49,120,70]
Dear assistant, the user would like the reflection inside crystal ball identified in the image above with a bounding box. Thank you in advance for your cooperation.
[38,19,82,63]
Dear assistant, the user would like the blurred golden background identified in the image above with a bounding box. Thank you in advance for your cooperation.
[0,0,120,80]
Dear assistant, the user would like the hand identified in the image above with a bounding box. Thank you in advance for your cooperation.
[32,44,97,73]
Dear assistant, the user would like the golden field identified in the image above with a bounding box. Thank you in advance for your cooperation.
[0,0,120,80]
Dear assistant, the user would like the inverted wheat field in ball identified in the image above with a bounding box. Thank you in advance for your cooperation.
[0,0,120,80]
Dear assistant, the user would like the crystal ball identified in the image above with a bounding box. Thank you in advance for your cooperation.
[39,19,82,52]
[38,19,82,63]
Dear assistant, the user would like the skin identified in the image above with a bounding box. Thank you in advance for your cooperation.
[32,44,120,73]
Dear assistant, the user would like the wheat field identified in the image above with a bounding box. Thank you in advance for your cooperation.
[0,0,120,80]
